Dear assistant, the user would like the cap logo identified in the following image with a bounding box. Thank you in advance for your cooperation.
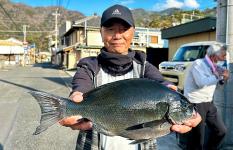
[112,9,121,15]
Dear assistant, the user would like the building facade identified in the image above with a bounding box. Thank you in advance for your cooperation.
[133,27,166,49]
[161,17,216,60]
[58,18,167,69]
[0,38,25,68]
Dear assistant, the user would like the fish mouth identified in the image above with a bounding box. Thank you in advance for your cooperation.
[165,104,196,125]
[166,108,197,126]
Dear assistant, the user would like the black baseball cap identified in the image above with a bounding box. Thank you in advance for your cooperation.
[101,4,135,27]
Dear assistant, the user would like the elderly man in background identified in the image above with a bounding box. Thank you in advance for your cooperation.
[184,43,229,150]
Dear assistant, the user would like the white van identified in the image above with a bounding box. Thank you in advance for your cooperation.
[159,41,223,91]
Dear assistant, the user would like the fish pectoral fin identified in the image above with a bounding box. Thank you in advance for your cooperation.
[160,122,172,129]
[92,123,115,136]
[125,123,144,131]
[126,119,166,131]
[143,119,167,128]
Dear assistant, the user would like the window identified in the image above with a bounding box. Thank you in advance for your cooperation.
[150,36,158,44]
[172,45,208,61]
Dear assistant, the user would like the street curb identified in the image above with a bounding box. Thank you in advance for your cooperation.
[65,70,76,77]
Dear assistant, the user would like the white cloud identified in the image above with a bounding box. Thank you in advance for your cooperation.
[114,0,135,5]
[153,0,183,11]
[153,0,200,11]
[165,0,184,8]
[184,0,200,8]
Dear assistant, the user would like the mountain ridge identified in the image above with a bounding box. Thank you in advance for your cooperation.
[0,0,216,50]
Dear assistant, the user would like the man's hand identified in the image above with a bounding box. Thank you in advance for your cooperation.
[222,69,229,81]
[170,112,201,133]
[59,115,92,130]
[69,91,84,102]
[167,84,178,91]
[59,91,93,130]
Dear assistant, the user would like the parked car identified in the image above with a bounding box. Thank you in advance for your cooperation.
[159,41,223,92]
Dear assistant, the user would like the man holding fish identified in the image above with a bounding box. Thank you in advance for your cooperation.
[59,4,201,150]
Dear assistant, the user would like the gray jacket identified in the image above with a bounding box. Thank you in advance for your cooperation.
[72,49,171,150]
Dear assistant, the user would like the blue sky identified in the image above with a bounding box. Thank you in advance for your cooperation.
[11,0,217,16]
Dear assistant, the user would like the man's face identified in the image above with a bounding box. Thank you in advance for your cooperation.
[217,50,227,61]
[100,20,135,55]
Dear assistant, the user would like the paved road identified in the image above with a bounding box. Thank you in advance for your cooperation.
[0,63,182,150]
[0,63,77,150]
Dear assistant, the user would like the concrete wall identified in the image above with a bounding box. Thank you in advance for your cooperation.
[168,31,216,60]
[68,50,77,69]
[77,30,84,45]
[87,30,103,46]
[63,48,101,69]
[80,49,100,58]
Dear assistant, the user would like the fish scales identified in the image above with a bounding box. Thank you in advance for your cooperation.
[29,78,193,143]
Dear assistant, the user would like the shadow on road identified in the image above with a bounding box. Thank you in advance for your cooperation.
[43,77,72,88]
[0,79,38,91]
[0,76,72,92]
[32,62,61,69]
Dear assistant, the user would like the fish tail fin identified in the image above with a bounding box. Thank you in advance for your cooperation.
[29,91,66,135]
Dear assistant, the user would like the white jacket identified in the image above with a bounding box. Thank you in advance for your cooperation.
[184,58,219,103]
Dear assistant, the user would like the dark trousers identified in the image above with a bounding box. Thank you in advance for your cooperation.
[76,130,154,150]
[186,102,226,150]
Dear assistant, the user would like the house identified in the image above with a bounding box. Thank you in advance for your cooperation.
[133,27,166,49]
[161,17,216,60]
[58,17,168,69]
[0,38,24,67]
[59,21,103,69]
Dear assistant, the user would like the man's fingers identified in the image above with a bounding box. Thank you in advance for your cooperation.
[71,121,93,130]
[171,124,192,133]
[59,116,92,130]
[171,112,202,134]
[69,91,83,103]
[183,112,202,127]
[59,115,82,126]
[192,112,202,127]
[167,84,178,91]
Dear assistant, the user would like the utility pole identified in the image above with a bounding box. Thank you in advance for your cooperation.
[74,14,97,46]
[23,25,29,43]
[52,8,60,51]
[22,25,29,66]
[215,0,233,149]
[52,9,60,65]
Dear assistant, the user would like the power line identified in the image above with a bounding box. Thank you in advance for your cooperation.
[0,34,23,37]
[51,0,55,6]
[65,0,71,10]
[57,0,62,13]
[0,20,10,29]
[0,24,54,31]
[0,3,20,31]
[0,19,55,22]
[0,30,53,33]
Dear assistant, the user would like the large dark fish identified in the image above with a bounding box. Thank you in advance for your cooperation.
[29,78,194,144]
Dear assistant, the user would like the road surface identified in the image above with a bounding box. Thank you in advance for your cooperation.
[0,63,182,150]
